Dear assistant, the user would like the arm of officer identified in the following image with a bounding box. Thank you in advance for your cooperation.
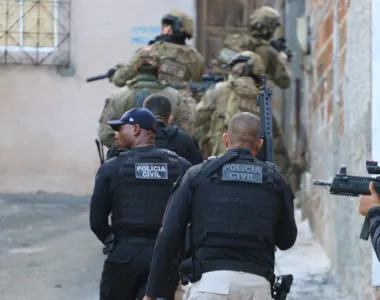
[195,87,219,126]
[110,50,142,87]
[369,207,380,260]
[360,182,380,260]
[145,166,197,298]
[186,138,203,165]
[275,181,297,250]
[89,160,116,244]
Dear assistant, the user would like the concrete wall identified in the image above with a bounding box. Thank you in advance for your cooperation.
[0,0,196,195]
[300,0,374,298]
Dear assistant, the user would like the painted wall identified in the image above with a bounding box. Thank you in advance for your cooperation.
[0,0,197,195]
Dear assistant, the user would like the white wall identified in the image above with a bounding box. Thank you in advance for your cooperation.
[0,0,197,195]
[372,0,380,286]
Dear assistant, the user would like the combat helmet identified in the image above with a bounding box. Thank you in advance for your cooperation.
[228,50,265,81]
[162,10,194,39]
[248,6,281,38]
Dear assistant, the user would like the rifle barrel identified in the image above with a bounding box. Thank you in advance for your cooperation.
[312,180,332,186]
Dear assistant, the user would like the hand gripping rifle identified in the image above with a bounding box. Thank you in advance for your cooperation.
[256,74,274,163]
[168,73,226,94]
[313,160,380,240]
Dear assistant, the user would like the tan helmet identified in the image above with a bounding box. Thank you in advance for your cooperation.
[229,51,265,79]
[163,10,194,39]
[248,6,281,37]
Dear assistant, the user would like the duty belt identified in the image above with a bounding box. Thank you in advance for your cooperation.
[200,259,275,283]
[120,236,156,244]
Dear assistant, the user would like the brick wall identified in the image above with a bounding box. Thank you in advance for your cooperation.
[301,0,374,299]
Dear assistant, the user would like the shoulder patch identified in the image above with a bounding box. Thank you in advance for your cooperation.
[135,163,168,179]
[222,163,263,183]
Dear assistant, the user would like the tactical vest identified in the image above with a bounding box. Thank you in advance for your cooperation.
[110,148,183,235]
[155,41,196,82]
[190,151,282,251]
[126,78,167,108]
[155,125,179,152]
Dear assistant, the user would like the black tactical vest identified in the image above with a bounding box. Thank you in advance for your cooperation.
[191,151,282,251]
[110,148,183,235]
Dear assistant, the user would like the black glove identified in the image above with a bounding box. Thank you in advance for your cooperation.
[106,67,117,79]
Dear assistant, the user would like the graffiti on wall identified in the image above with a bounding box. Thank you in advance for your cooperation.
[130,26,161,45]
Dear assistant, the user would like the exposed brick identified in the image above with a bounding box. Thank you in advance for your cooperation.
[327,94,333,121]
[325,67,332,94]
[338,83,344,110]
[340,18,347,50]
[338,109,344,135]
[312,90,319,111]
[338,0,348,23]
[317,9,334,50]
[317,41,333,78]
[339,47,346,82]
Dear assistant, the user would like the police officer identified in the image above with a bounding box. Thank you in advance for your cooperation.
[106,95,203,165]
[143,112,297,300]
[98,54,188,149]
[360,181,380,260]
[90,107,192,300]
[143,94,203,165]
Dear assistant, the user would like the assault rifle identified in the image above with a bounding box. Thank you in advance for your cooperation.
[168,73,226,93]
[86,73,109,82]
[269,38,293,62]
[256,74,274,163]
[313,160,380,240]
[95,139,105,165]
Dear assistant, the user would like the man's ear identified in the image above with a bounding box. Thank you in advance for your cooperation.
[257,138,264,150]
[223,132,228,148]
[168,115,174,124]
[133,124,141,136]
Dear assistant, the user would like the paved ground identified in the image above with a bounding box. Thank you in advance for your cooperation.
[276,211,352,300]
[0,194,353,300]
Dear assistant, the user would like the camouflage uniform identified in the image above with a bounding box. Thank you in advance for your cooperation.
[196,51,293,185]
[109,10,204,129]
[212,6,291,89]
[98,56,192,148]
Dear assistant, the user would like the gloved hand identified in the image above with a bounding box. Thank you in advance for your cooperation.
[106,67,117,81]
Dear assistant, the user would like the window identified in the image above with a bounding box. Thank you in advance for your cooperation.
[0,0,70,65]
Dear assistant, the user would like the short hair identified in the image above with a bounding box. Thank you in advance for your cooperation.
[227,112,261,148]
[143,94,172,120]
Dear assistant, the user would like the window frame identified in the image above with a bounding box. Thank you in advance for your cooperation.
[0,0,60,53]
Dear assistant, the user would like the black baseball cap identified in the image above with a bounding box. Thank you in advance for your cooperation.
[107,108,158,132]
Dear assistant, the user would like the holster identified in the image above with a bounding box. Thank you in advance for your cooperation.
[179,257,203,285]
[102,233,117,255]
[272,274,293,300]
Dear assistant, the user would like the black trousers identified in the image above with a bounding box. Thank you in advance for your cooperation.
[99,241,179,300]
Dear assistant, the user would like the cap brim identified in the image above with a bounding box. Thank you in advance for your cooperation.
[107,120,125,131]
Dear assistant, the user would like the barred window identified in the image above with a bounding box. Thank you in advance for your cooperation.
[0,0,70,65]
